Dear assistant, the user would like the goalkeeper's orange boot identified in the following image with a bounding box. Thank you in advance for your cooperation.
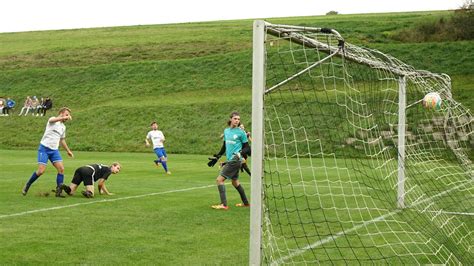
[211,204,229,210]
[235,203,250,207]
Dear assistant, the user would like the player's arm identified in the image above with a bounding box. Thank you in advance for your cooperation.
[98,178,113,195]
[241,142,251,157]
[49,114,72,123]
[208,141,226,167]
[60,138,74,158]
[145,133,151,146]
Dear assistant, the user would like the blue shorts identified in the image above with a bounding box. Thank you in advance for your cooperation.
[37,144,63,165]
[153,148,167,158]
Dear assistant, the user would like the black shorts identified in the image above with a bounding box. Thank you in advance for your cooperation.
[71,166,95,186]
[220,156,242,180]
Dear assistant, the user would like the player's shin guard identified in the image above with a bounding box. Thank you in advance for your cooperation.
[26,172,39,186]
[218,184,227,206]
[235,185,249,205]
[56,173,64,187]
[23,172,39,195]
[161,161,168,172]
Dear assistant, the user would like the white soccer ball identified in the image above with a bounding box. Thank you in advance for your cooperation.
[422,92,442,110]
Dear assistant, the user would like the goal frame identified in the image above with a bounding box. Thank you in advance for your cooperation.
[249,20,411,265]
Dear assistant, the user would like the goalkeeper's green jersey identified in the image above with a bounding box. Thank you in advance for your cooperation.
[223,127,248,161]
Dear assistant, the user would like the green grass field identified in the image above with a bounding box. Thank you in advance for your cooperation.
[0,10,472,265]
[1,150,472,264]
[0,150,251,264]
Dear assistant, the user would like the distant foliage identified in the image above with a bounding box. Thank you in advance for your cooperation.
[326,11,339,15]
[392,9,474,42]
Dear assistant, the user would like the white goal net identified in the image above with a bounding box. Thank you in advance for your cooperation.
[250,20,473,265]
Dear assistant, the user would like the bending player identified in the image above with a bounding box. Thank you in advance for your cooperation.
[60,162,121,198]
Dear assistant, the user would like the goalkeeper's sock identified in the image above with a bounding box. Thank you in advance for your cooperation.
[161,161,168,172]
[218,184,227,206]
[56,173,64,187]
[235,185,249,205]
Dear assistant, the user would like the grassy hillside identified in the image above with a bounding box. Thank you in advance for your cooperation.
[0,11,472,154]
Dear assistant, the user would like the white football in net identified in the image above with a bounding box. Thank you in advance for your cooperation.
[422,92,442,110]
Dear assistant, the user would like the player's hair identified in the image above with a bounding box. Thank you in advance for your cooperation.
[111,162,121,168]
[227,111,241,126]
[58,107,71,114]
[151,121,157,126]
[229,111,240,118]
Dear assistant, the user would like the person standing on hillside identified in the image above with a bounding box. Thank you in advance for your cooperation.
[60,162,121,198]
[207,111,250,210]
[145,121,171,174]
[21,107,74,197]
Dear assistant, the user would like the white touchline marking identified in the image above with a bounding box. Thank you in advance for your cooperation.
[423,211,474,216]
[0,184,215,219]
[272,180,473,265]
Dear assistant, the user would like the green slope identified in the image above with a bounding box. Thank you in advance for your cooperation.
[0,11,472,154]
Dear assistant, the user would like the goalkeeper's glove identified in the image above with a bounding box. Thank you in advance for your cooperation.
[207,154,221,167]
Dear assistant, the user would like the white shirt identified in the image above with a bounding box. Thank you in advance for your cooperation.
[40,118,66,150]
[146,130,165,148]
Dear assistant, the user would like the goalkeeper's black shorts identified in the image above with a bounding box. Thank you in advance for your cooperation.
[220,156,242,180]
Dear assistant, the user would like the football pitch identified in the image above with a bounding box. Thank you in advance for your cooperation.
[0,150,250,264]
[1,149,472,264]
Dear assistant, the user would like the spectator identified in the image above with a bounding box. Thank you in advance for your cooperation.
[18,96,32,116]
[36,97,45,116]
[40,97,53,116]
[4,97,16,116]
[29,96,40,116]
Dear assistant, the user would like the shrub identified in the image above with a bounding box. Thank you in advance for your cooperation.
[392,9,474,42]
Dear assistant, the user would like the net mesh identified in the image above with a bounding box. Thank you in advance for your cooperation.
[260,23,473,265]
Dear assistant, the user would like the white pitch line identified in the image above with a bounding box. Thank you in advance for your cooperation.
[272,180,473,265]
[423,211,474,216]
[0,184,214,220]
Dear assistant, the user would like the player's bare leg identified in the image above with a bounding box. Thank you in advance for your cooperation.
[60,183,77,196]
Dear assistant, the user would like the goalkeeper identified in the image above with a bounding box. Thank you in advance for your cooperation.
[208,112,250,210]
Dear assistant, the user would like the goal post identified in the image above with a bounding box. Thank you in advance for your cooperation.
[249,19,265,266]
[250,20,473,265]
